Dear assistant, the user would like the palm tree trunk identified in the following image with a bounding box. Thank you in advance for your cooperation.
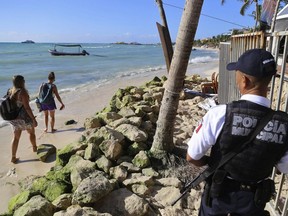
[254,0,259,30]
[156,0,169,28]
[150,0,204,157]
[156,0,174,72]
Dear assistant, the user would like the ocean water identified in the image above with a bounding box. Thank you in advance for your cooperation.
[0,42,219,98]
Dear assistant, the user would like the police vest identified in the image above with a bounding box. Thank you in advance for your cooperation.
[210,100,288,182]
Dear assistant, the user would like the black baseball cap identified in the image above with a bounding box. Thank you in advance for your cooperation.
[226,49,277,77]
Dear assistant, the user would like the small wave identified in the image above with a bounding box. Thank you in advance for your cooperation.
[58,87,77,94]
[84,45,112,49]
[117,65,166,78]
[189,56,217,64]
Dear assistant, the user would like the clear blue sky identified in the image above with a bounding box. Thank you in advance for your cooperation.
[0,0,256,43]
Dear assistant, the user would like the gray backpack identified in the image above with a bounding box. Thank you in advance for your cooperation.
[39,83,54,105]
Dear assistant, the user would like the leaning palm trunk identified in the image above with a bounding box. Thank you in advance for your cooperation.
[150,0,204,157]
[156,0,169,28]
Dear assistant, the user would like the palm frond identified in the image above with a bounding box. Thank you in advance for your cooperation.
[240,0,252,16]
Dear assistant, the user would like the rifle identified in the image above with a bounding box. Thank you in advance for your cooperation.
[171,110,275,206]
[171,166,213,206]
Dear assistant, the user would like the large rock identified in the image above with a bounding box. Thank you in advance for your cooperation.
[13,195,55,216]
[96,155,113,173]
[37,144,56,162]
[95,126,125,143]
[30,176,49,194]
[109,165,128,182]
[70,159,98,190]
[132,150,151,168]
[115,124,148,142]
[72,174,113,206]
[94,188,155,216]
[56,142,88,166]
[53,204,112,216]
[84,142,102,160]
[52,193,73,211]
[84,116,102,129]
[43,179,71,202]
[8,190,32,213]
[122,173,154,187]
[150,186,182,208]
[97,112,122,125]
[118,107,136,118]
[99,139,123,161]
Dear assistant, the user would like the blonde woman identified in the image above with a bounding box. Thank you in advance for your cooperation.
[8,75,38,163]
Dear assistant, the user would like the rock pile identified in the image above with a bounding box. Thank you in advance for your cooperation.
[5,75,212,216]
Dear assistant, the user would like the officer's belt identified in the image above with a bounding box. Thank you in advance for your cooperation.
[225,176,260,192]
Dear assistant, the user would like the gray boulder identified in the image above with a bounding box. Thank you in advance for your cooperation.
[14,195,55,216]
[72,174,113,206]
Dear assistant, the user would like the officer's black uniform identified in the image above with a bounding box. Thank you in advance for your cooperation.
[199,100,288,216]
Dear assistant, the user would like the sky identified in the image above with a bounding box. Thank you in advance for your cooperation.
[0,0,257,44]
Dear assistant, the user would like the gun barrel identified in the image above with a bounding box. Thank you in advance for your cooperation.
[171,187,190,206]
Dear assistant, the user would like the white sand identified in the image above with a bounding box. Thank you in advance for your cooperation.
[0,60,219,213]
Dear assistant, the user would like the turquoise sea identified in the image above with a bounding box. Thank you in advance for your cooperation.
[0,42,219,98]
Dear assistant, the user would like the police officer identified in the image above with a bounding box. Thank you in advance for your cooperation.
[186,49,288,216]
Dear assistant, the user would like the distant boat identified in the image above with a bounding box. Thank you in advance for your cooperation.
[48,44,89,56]
[21,40,35,43]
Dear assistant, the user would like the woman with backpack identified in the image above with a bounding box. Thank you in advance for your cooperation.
[38,72,65,133]
[8,75,38,163]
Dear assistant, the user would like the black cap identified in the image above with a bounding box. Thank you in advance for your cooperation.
[226,49,277,77]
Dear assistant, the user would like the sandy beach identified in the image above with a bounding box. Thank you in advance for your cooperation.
[0,60,219,214]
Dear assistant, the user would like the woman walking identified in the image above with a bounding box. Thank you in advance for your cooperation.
[39,72,65,133]
[8,75,38,163]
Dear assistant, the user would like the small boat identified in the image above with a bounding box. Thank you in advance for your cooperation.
[21,40,35,43]
[48,44,89,56]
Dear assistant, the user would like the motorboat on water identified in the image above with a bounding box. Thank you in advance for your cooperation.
[48,44,89,56]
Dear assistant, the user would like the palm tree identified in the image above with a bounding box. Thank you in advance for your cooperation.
[239,0,260,29]
[150,0,204,157]
[221,0,288,31]
[220,0,260,30]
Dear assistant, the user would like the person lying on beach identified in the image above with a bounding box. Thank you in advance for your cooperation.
[38,72,65,133]
[8,75,38,163]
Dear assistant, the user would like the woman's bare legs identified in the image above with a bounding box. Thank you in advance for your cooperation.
[27,127,37,152]
[49,110,56,132]
[43,110,49,132]
[11,130,22,163]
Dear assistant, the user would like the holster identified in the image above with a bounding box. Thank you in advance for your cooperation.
[254,179,275,207]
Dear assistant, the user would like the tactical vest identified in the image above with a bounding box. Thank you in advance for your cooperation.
[210,100,288,182]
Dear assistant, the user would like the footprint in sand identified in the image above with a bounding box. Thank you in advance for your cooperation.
[6,168,17,177]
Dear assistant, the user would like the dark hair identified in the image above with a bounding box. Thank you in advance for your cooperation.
[12,75,25,88]
[48,72,55,81]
